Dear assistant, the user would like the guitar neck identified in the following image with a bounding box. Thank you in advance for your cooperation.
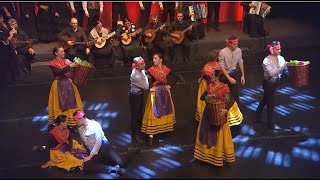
[181,22,196,35]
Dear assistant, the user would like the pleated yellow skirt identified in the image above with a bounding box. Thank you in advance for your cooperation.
[48,79,84,127]
[193,121,235,166]
[141,90,176,135]
[49,140,86,171]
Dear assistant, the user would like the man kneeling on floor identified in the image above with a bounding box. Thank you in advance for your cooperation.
[73,110,139,174]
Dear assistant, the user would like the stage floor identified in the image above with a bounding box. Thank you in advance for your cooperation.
[0,17,320,179]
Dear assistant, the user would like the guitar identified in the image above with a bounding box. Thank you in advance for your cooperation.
[121,28,142,46]
[94,31,116,49]
[58,36,95,50]
[144,23,167,43]
[170,21,197,45]
[10,38,37,49]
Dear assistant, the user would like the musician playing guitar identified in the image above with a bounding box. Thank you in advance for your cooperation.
[88,20,115,67]
[142,14,167,62]
[57,17,90,61]
[117,18,145,66]
[167,12,193,63]
[8,18,35,75]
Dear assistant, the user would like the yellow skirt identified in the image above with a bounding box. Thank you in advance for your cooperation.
[195,79,243,126]
[195,79,207,121]
[141,90,176,135]
[50,140,86,171]
[48,79,84,127]
[194,121,235,166]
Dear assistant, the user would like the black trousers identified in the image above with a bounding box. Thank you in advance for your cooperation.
[83,140,125,173]
[248,14,267,37]
[140,2,152,27]
[168,38,191,61]
[207,2,220,28]
[73,2,85,27]
[221,69,240,104]
[256,79,279,128]
[129,92,144,135]
[65,45,88,61]
[112,3,128,31]
[161,2,176,23]
[86,9,100,33]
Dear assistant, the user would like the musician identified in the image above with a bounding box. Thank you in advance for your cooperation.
[0,18,17,87]
[241,1,269,37]
[88,20,114,67]
[57,17,90,61]
[69,1,85,27]
[117,18,145,66]
[141,14,167,62]
[207,2,221,31]
[0,14,20,84]
[167,12,192,63]
[193,68,236,167]
[255,41,288,130]
[181,2,205,40]
[111,2,128,31]
[82,1,103,34]
[139,1,154,27]
[8,18,35,75]
[158,2,179,24]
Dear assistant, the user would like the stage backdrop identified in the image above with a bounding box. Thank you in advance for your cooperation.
[20,2,243,30]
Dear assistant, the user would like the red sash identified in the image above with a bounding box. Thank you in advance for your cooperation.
[49,58,72,79]
[50,126,70,146]
[148,65,171,86]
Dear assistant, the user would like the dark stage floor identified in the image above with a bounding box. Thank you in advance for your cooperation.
[0,17,320,179]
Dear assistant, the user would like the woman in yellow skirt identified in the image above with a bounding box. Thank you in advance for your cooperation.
[48,46,84,127]
[41,115,88,171]
[196,51,243,129]
[194,69,236,166]
[141,53,181,143]
[195,50,220,122]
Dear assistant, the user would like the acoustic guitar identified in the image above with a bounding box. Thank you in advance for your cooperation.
[121,28,142,46]
[94,31,116,49]
[58,36,95,50]
[170,21,197,45]
[143,23,167,43]
[10,38,37,49]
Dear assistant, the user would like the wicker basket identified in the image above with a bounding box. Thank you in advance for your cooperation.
[287,62,309,87]
[72,63,95,87]
[206,100,227,126]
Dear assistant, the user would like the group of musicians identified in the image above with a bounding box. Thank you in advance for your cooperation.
[58,9,209,67]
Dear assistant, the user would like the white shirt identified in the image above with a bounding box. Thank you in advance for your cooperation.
[262,55,286,79]
[218,47,244,73]
[130,69,149,95]
[78,119,108,155]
